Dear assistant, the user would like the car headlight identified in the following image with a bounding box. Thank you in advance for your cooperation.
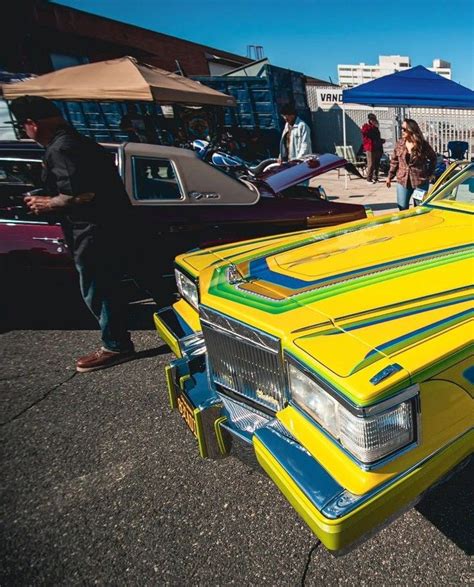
[175,268,199,309]
[288,363,417,466]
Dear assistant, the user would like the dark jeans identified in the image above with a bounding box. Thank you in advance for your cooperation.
[75,244,133,353]
[71,227,174,353]
[366,150,382,181]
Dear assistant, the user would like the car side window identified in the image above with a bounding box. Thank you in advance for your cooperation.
[132,157,183,201]
[0,159,43,221]
[434,171,474,205]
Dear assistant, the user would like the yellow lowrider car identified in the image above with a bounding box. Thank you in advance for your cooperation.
[154,162,473,553]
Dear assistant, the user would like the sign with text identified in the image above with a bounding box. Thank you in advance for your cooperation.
[314,89,390,111]
[316,89,344,109]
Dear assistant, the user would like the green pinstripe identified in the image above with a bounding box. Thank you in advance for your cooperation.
[209,244,472,314]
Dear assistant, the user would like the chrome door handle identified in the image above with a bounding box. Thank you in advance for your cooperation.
[32,237,65,245]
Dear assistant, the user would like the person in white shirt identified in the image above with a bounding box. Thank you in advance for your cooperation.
[279,103,312,161]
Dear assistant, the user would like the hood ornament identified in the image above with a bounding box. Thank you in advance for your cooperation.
[226,264,246,285]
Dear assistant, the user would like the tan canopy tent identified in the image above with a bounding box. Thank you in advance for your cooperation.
[1,56,236,107]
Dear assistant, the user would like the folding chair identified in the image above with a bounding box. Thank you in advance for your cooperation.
[335,145,366,179]
[445,141,469,162]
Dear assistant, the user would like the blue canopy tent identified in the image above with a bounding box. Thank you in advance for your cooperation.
[342,65,474,109]
[339,66,474,187]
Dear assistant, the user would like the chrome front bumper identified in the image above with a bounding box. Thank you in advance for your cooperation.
[154,305,473,552]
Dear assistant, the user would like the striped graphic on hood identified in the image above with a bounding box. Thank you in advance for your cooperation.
[209,242,473,314]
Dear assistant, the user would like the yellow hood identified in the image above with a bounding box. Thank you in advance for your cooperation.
[180,207,473,403]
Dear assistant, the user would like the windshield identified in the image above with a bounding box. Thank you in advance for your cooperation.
[425,163,474,212]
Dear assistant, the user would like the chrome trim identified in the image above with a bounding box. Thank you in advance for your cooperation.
[0,157,43,163]
[200,306,286,411]
[117,144,125,178]
[219,421,261,469]
[285,352,418,416]
[200,306,280,353]
[220,394,271,435]
[361,385,420,417]
[180,332,206,359]
[0,218,50,226]
[154,305,204,359]
[32,236,64,245]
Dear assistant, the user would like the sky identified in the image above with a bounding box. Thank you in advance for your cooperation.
[56,0,474,88]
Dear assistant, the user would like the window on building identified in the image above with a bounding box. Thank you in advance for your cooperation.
[50,53,89,71]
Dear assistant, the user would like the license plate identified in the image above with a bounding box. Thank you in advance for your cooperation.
[168,367,228,459]
[176,391,197,437]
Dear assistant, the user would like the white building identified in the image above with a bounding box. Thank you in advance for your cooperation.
[338,55,451,87]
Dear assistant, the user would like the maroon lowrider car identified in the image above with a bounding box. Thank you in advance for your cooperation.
[0,141,367,317]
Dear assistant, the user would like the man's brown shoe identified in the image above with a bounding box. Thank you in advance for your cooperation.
[76,348,135,373]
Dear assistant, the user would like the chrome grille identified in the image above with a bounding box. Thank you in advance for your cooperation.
[220,394,271,434]
[200,306,286,412]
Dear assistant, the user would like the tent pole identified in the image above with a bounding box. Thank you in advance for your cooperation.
[342,104,348,189]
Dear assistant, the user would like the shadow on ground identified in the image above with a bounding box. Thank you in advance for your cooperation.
[0,266,181,333]
[416,458,473,555]
[0,286,160,333]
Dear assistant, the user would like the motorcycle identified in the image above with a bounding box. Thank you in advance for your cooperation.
[191,137,277,180]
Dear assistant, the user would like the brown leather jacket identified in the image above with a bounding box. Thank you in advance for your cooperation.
[388,139,437,187]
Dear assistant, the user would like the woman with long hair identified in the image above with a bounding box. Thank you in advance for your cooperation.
[386,119,437,210]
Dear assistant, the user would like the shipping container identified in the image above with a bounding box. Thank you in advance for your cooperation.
[193,63,312,154]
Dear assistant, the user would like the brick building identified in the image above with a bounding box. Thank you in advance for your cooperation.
[2,0,252,76]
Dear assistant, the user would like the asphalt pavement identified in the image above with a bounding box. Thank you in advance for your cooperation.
[1,300,473,585]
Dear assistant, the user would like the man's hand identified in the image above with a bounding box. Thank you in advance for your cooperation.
[386,179,391,188]
[24,195,52,215]
[24,192,95,215]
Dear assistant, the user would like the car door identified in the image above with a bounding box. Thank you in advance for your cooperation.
[122,143,268,267]
[0,157,70,276]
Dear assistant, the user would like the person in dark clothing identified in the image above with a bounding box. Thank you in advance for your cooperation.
[10,95,166,373]
[120,103,148,143]
[361,113,385,183]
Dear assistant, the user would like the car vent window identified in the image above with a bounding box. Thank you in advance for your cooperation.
[0,159,43,221]
[132,157,183,201]
[0,160,42,187]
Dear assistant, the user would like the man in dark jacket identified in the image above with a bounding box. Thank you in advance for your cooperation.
[361,113,385,183]
[10,95,162,373]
